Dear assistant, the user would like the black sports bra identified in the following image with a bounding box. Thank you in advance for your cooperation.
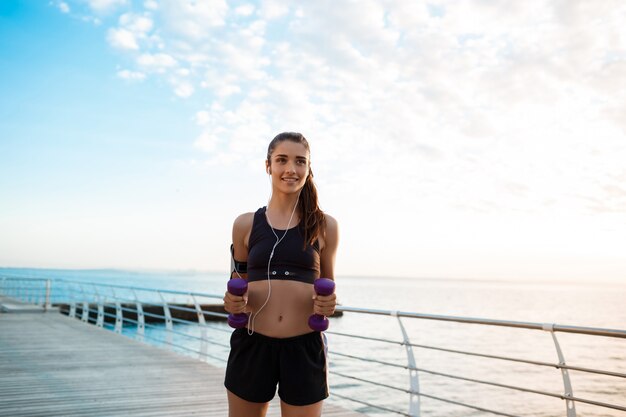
[247,207,320,284]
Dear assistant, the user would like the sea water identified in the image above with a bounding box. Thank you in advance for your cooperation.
[1,268,625,416]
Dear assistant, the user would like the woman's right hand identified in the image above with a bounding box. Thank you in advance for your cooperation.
[223,291,248,314]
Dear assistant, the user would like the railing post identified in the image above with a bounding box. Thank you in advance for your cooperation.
[158,291,173,345]
[394,312,420,417]
[94,285,104,328]
[115,301,123,333]
[69,285,76,318]
[44,280,51,312]
[79,284,89,323]
[192,294,208,359]
[132,290,144,341]
[111,289,123,334]
[543,323,576,417]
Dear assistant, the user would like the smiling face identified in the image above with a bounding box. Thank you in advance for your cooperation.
[266,140,310,194]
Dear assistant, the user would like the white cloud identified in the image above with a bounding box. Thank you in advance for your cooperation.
[235,4,255,17]
[119,13,153,33]
[80,15,102,25]
[195,111,210,126]
[216,84,241,98]
[160,0,228,39]
[259,0,289,20]
[144,0,158,10]
[107,13,153,50]
[193,131,219,152]
[137,53,177,70]
[58,2,70,13]
[86,0,127,13]
[173,81,194,98]
[107,28,138,50]
[117,69,145,81]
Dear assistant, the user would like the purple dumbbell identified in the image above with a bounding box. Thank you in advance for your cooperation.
[309,278,335,332]
[227,278,248,328]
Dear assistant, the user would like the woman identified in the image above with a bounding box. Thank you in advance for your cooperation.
[223,132,339,417]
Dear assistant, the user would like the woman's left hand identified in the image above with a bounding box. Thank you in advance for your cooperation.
[313,293,337,316]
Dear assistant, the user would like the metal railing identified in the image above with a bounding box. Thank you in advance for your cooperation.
[1,276,624,417]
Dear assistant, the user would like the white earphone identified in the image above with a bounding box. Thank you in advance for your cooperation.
[247,174,301,335]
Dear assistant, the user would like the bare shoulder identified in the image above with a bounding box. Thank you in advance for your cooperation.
[323,213,339,243]
[233,212,254,230]
[232,212,255,242]
[232,212,255,254]
[325,213,338,233]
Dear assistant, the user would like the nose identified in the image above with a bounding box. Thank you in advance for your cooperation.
[285,162,296,174]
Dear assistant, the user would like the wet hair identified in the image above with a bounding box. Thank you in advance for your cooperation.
[267,132,326,249]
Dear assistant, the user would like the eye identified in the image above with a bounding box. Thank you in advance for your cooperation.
[276,157,286,163]
[296,159,307,165]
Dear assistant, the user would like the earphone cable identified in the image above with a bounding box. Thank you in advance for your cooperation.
[248,187,301,336]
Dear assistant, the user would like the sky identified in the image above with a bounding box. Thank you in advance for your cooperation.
[0,0,625,283]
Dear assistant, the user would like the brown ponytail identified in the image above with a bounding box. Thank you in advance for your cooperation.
[267,132,326,249]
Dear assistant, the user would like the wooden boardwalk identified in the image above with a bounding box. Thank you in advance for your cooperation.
[0,307,365,417]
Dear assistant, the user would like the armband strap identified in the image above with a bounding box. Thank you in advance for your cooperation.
[230,244,248,274]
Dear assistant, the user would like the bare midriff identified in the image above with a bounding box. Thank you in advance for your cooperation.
[245,279,314,338]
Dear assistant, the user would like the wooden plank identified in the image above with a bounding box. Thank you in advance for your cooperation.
[0,313,365,417]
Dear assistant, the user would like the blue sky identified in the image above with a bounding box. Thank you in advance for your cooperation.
[1,1,625,283]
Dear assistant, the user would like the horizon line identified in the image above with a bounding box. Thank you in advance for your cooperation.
[1,265,624,287]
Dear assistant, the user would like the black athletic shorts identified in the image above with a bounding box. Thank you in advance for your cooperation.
[224,328,329,406]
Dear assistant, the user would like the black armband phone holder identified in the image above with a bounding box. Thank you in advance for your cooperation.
[230,244,247,274]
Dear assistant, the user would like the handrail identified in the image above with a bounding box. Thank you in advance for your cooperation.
[1,276,624,417]
[336,306,626,338]
[327,330,626,378]
[57,277,225,300]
